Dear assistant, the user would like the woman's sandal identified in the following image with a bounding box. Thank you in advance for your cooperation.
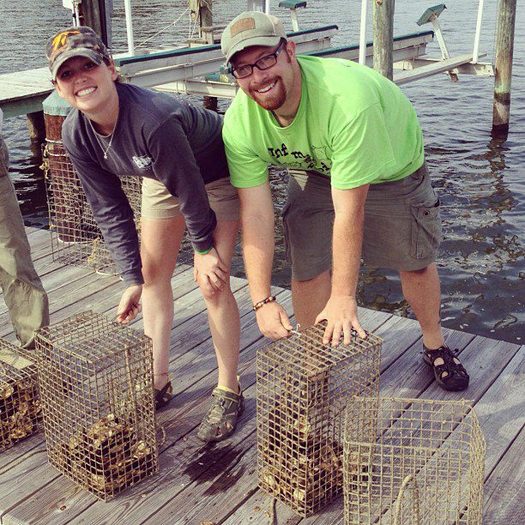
[423,345,470,391]
[154,380,174,410]
[196,386,245,443]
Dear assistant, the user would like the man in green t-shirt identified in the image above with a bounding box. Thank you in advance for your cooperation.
[220,11,469,391]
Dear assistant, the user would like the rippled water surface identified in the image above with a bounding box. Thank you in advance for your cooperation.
[0,0,523,343]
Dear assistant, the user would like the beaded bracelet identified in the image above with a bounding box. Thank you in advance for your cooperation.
[252,295,277,311]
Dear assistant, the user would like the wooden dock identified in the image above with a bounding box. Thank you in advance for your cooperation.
[0,68,53,119]
[0,227,523,525]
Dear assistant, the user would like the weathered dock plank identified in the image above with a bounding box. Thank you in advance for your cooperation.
[0,67,53,119]
[480,346,525,522]
[1,292,293,525]
[483,426,525,524]
[1,228,523,525]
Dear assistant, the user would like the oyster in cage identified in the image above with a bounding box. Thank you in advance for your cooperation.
[52,413,156,498]
[86,413,131,449]
[261,396,345,506]
[0,377,41,449]
[0,380,14,400]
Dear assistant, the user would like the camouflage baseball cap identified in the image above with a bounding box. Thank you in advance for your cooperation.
[47,26,111,80]
[221,11,286,63]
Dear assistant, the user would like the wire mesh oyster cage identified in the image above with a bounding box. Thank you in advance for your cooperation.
[256,323,382,517]
[343,397,486,525]
[0,340,41,452]
[35,311,158,501]
[42,140,143,275]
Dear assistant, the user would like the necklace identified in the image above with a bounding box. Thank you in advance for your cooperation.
[89,119,117,160]
[100,132,114,160]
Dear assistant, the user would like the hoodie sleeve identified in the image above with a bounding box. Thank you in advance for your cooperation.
[62,144,143,285]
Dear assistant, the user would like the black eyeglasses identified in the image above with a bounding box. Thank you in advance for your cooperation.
[230,40,286,79]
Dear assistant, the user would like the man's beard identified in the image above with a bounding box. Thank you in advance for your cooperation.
[248,76,287,111]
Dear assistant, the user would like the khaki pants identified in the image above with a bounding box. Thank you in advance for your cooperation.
[0,136,49,348]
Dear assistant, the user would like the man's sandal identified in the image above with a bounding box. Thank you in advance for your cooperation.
[197,386,244,443]
[423,345,470,391]
[154,380,174,410]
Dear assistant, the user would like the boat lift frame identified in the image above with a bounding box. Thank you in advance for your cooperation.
[0,1,496,120]
[114,1,493,99]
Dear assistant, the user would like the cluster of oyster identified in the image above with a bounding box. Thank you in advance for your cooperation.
[259,372,344,513]
[49,413,156,499]
[0,378,41,451]
[260,436,344,511]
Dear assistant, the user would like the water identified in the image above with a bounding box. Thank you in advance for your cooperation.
[0,1,523,343]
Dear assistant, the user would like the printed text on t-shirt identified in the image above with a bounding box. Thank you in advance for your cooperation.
[267,142,330,174]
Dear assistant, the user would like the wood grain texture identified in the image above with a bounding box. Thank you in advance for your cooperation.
[0,228,522,525]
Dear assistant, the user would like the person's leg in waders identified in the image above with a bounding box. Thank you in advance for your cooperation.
[0,134,49,348]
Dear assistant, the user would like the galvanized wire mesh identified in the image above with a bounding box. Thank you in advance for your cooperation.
[256,324,382,516]
[343,397,486,525]
[35,311,158,500]
[42,139,198,272]
[0,340,41,452]
[43,140,142,275]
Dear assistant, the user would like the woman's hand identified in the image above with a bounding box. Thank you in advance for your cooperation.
[193,248,228,298]
[116,284,143,324]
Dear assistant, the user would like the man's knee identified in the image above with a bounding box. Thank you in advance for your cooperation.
[400,262,436,278]
[292,269,330,287]
[401,266,428,277]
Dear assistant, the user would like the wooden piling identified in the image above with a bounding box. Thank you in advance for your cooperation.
[79,0,110,45]
[491,0,517,139]
[189,0,214,45]
[200,0,214,45]
[26,111,46,143]
[189,1,219,111]
[203,96,219,112]
[373,0,395,80]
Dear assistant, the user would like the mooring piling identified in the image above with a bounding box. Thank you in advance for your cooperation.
[492,0,517,139]
[373,0,395,79]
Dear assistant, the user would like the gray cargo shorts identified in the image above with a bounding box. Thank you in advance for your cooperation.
[282,163,442,281]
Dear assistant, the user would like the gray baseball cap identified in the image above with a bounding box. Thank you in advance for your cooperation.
[221,11,286,63]
[47,26,111,80]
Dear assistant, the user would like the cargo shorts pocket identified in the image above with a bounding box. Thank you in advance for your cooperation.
[410,199,443,260]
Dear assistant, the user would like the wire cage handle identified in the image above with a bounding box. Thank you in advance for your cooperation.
[393,474,421,525]
[124,345,140,432]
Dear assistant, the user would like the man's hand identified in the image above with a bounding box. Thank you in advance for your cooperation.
[193,247,228,297]
[256,301,293,340]
[315,295,366,346]
[116,284,143,324]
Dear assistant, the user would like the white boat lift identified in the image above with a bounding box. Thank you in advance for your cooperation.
[117,25,338,87]
[115,1,493,99]
[0,2,495,120]
[148,29,436,99]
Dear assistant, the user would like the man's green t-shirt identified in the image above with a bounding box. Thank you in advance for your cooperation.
[223,55,425,189]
